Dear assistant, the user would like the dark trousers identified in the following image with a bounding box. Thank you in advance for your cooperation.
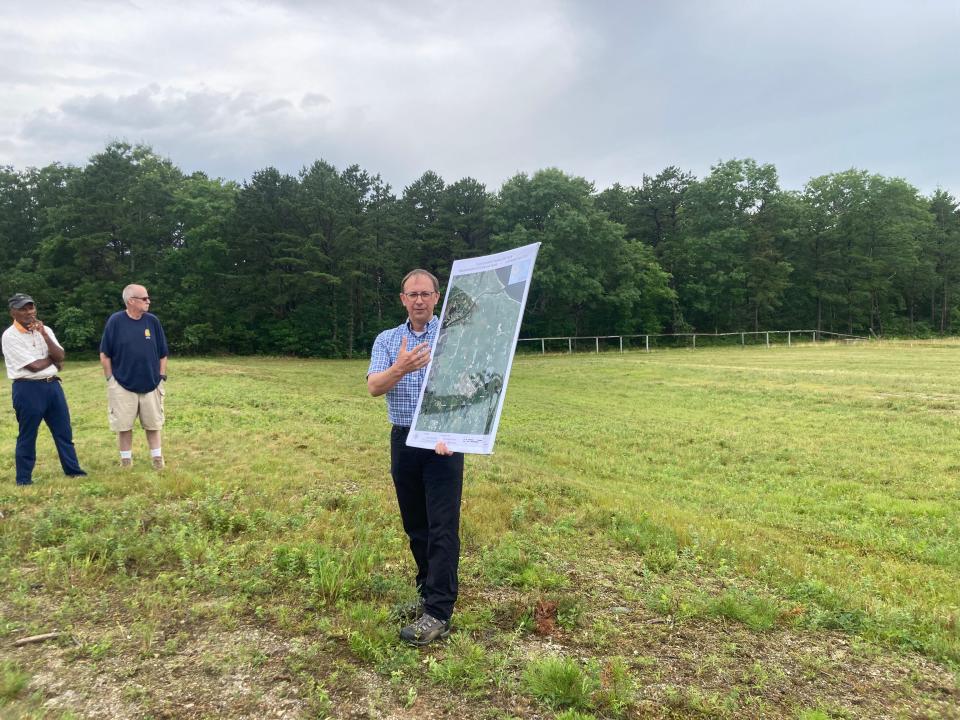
[390,425,464,622]
[12,380,85,485]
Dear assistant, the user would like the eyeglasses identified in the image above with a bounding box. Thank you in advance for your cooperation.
[403,291,436,300]
[131,296,151,302]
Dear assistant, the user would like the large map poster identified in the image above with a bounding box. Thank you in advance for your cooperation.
[406,243,540,454]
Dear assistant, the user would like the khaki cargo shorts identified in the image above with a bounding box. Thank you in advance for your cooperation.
[107,378,165,431]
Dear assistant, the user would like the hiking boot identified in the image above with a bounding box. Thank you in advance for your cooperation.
[152,456,165,470]
[390,597,425,624]
[120,457,133,468]
[400,613,451,647]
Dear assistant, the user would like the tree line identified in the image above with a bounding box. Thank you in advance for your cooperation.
[1,142,958,357]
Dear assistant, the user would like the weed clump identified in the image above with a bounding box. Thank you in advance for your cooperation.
[523,655,598,710]
[427,634,491,693]
[595,657,634,716]
[480,537,566,589]
[271,542,382,605]
[0,660,30,702]
[608,512,679,572]
[555,712,597,720]
[708,589,780,631]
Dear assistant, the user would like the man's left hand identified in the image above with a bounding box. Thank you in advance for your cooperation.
[434,441,454,456]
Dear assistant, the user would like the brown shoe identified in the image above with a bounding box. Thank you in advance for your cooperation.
[120,457,133,468]
[152,456,165,470]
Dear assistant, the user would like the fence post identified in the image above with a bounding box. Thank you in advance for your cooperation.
[788,331,791,347]
[692,334,697,350]
[541,338,545,354]
[645,335,649,353]
[568,338,572,354]
[766,332,770,347]
[741,332,745,346]
[595,337,599,354]
[619,336,623,353]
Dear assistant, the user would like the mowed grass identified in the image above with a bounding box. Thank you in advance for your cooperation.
[0,341,958,718]
[506,342,960,658]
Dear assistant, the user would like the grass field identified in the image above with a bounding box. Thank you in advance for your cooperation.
[1,341,958,719]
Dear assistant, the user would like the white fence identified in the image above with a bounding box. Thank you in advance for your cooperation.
[516,330,869,354]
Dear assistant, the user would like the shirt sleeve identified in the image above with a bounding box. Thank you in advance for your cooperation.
[99,315,114,356]
[45,327,64,352]
[367,330,394,377]
[154,318,169,358]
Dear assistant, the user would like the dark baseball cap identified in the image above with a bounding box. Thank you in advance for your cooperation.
[8,293,35,309]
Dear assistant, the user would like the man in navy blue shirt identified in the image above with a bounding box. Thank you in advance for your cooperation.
[99,284,169,470]
[368,269,464,647]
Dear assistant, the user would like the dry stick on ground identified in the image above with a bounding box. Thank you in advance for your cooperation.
[14,631,61,647]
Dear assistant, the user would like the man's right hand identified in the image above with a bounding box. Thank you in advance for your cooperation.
[30,320,51,339]
[394,336,431,375]
[367,336,431,397]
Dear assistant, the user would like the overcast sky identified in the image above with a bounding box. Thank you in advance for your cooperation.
[2,0,958,196]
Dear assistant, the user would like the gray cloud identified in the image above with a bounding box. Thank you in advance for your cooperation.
[301,93,332,109]
[0,0,957,195]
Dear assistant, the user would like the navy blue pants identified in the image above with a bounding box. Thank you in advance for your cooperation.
[12,379,85,485]
[390,425,464,622]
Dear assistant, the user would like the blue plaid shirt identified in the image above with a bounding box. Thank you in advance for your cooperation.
[367,316,439,426]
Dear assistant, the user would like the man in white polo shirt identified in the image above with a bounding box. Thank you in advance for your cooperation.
[2,293,87,486]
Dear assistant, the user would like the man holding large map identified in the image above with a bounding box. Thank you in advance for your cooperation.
[368,245,539,646]
[406,242,540,453]
[367,269,464,647]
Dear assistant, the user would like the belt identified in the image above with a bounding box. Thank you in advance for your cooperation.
[14,376,61,383]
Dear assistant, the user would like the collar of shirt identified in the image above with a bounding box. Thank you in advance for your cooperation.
[13,321,30,334]
[405,316,439,335]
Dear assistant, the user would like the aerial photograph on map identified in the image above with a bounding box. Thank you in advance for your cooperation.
[407,243,539,454]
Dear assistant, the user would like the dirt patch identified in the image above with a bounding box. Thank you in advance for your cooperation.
[11,626,308,719]
[3,551,958,719]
